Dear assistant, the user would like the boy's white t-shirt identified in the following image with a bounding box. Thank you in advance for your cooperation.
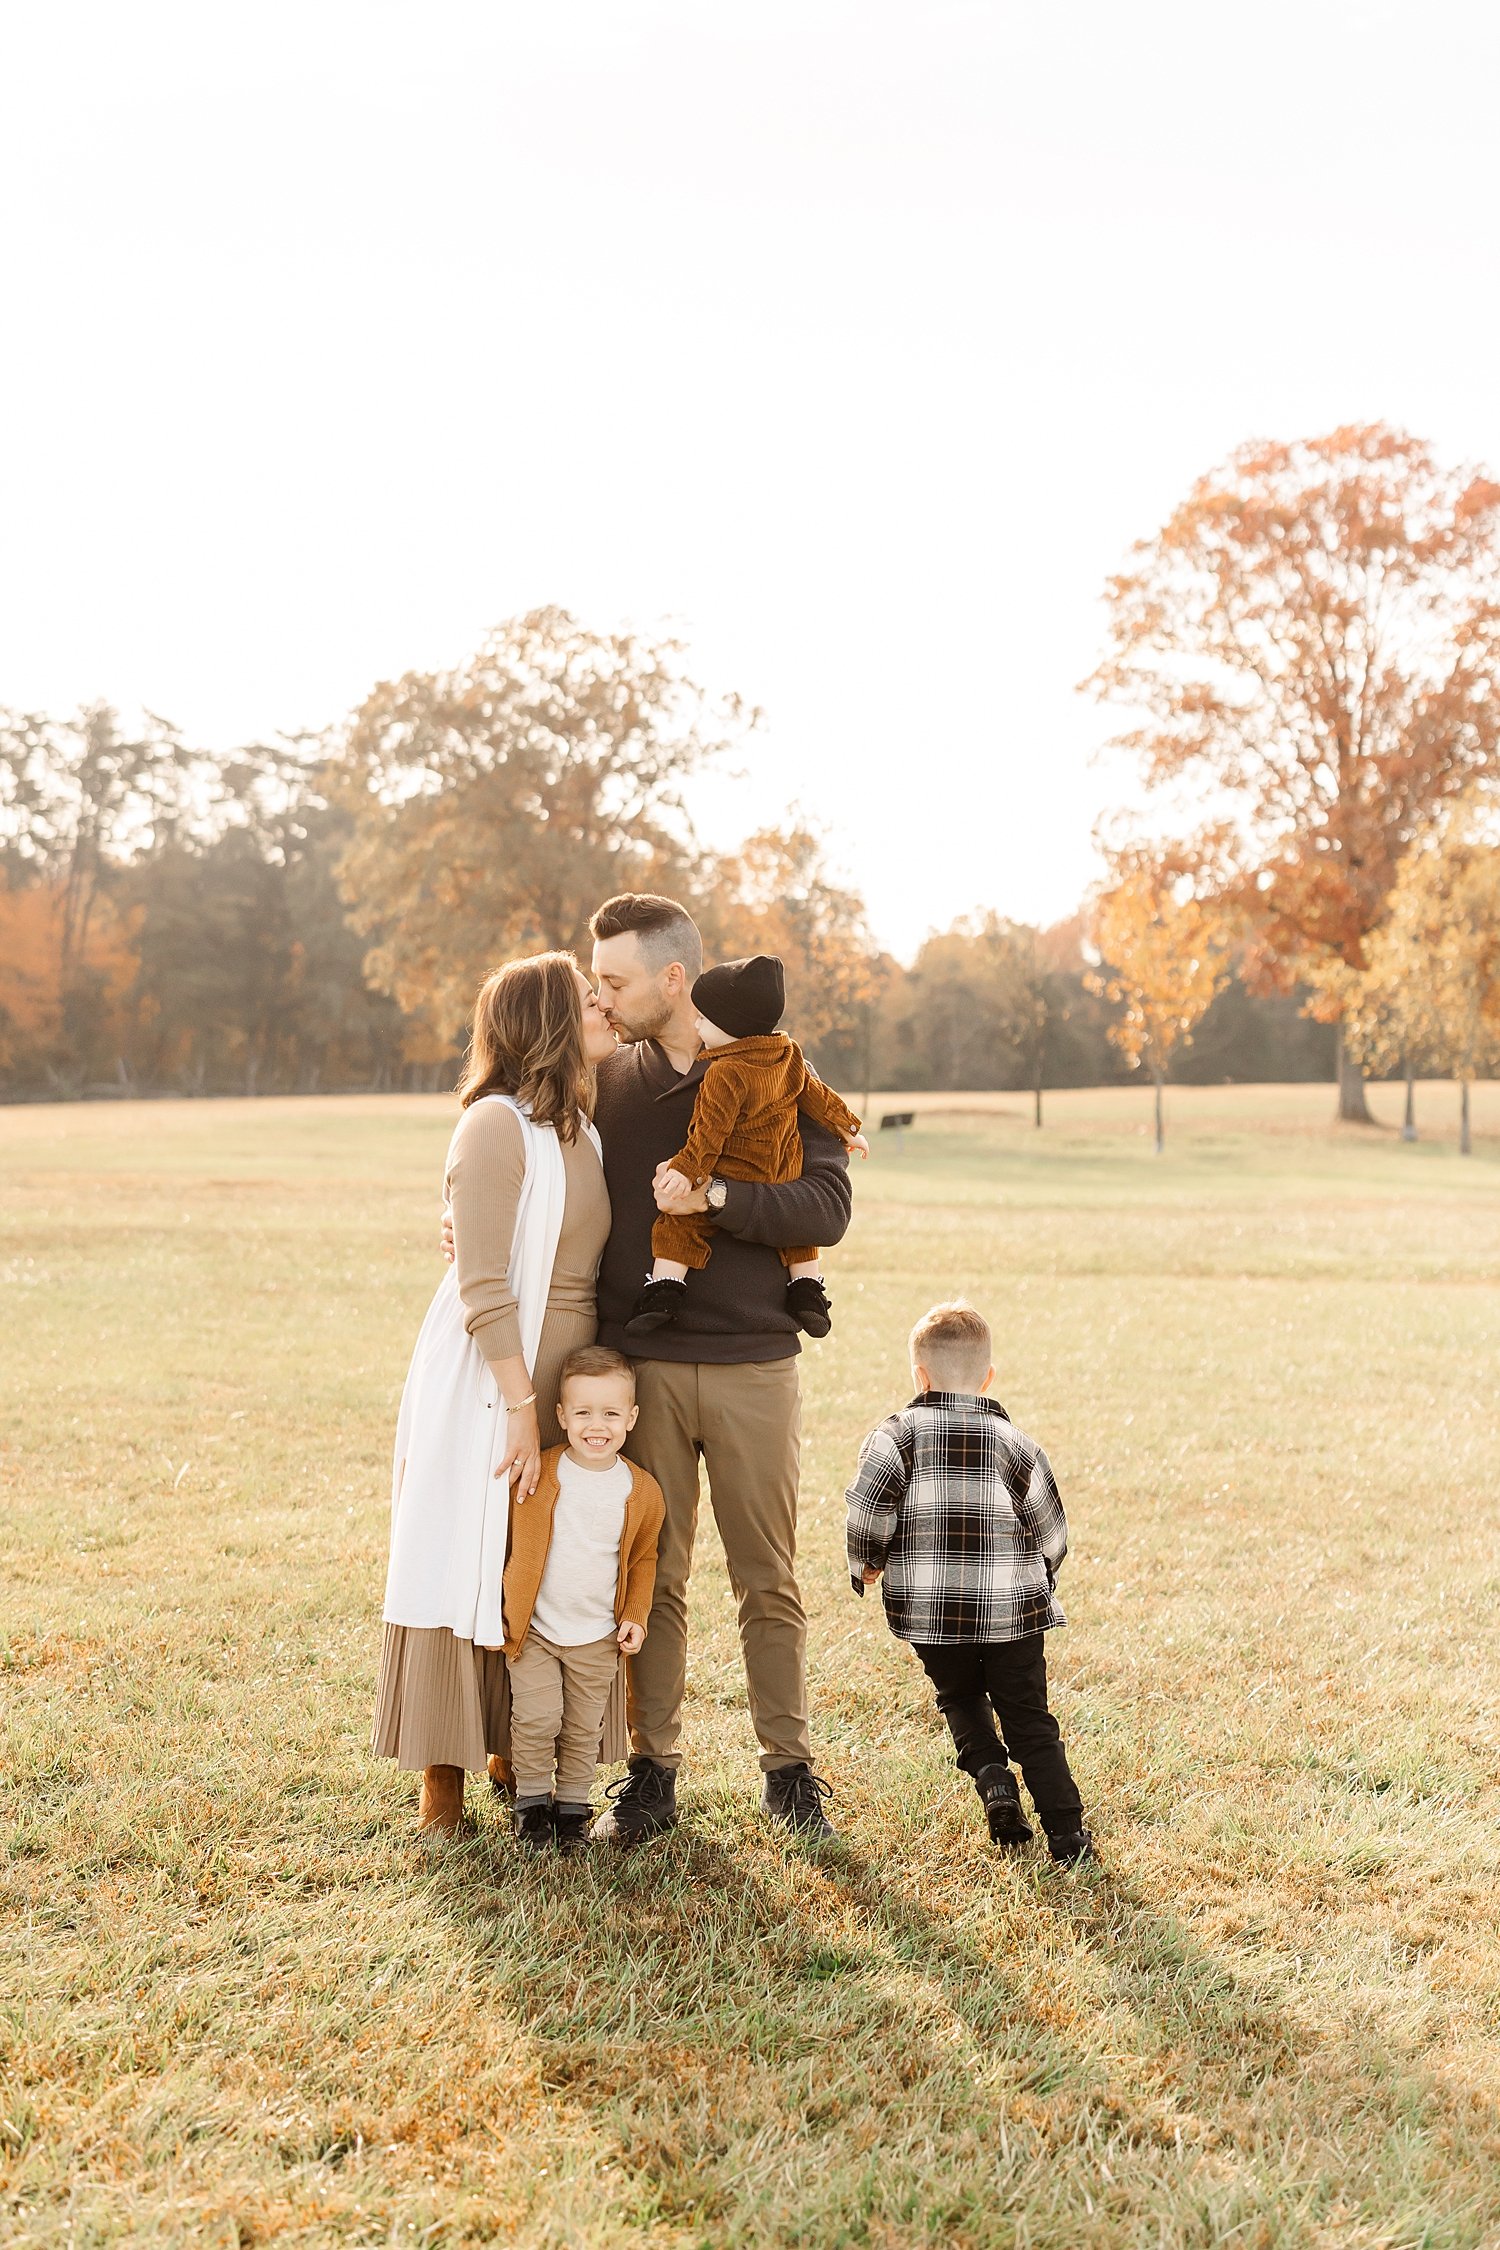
[530,1452,631,1646]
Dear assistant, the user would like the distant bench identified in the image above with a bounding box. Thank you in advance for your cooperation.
[879,1110,916,1150]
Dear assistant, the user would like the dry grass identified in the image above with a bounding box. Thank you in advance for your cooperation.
[2,1083,1499,2248]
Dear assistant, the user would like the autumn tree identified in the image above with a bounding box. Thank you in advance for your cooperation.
[1086,858,1232,1153]
[705,822,886,1086]
[327,609,752,1033]
[1084,426,1500,1122]
[1332,799,1500,1155]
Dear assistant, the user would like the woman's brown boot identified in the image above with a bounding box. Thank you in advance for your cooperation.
[418,1764,465,1836]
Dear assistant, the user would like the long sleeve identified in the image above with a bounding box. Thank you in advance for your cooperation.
[796,1068,861,1142]
[713,1115,852,1251]
[1016,1445,1068,1585]
[667,1061,753,1183]
[446,1100,526,1367]
[845,1418,910,1594]
[620,1481,665,1629]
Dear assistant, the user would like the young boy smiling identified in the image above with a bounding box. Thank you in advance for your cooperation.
[502,1347,665,1853]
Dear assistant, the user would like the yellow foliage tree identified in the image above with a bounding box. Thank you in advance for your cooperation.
[1086,860,1233,1152]
[1331,800,1500,1154]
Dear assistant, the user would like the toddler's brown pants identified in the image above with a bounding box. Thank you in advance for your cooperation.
[653,1209,815,1272]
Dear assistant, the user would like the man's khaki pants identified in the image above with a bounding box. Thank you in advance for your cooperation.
[626,1357,810,1774]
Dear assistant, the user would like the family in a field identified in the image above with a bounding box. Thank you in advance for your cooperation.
[375,893,1094,1863]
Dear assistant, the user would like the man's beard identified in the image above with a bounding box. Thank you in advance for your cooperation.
[610,996,674,1045]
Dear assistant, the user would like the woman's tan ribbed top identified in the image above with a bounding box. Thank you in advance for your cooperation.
[445,1100,611,1368]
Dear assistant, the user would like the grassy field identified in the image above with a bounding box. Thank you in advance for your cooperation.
[3,1080,1499,2250]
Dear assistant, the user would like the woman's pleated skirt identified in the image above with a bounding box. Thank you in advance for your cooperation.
[371,1305,596,1774]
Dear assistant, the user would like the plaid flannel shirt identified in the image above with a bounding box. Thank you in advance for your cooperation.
[845,1392,1068,1645]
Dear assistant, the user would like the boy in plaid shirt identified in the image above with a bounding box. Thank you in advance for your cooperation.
[845,1300,1094,1861]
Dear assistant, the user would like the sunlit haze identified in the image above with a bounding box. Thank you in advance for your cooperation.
[4,0,1498,958]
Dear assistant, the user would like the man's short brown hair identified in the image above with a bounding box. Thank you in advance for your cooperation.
[557,1343,638,1399]
[589,893,703,980]
[908,1300,992,1392]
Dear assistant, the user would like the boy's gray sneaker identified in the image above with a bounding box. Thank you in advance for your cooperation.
[762,1763,836,1837]
[591,1757,678,1845]
[974,1763,1033,1851]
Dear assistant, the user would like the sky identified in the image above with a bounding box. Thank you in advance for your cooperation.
[3,0,1500,960]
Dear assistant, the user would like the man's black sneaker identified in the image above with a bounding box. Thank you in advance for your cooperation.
[974,1763,1033,1851]
[1045,1824,1096,1865]
[513,1800,555,1852]
[591,1757,678,1846]
[762,1763,836,1837]
[553,1806,593,1856]
[624,1277,689,1338]
[785,1277,833,1338]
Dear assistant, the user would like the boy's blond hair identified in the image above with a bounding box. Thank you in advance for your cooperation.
[557,1344,637,1399]
[909,1300,992,1392]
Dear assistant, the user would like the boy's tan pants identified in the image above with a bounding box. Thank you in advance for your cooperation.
[508,1630,620,1803]
[625,1356,811,1773]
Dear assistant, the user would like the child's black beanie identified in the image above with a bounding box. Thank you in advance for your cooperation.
[691,955,786,1040]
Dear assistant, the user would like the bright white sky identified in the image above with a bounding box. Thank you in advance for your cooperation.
[3,0,1499,959]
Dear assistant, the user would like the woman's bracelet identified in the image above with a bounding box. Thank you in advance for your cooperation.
[503,1392,537,1413]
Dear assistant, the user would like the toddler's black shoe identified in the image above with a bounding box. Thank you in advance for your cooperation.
[785,1277,833,1337]
[973,1763,1033,1851]
[553,1805,592,1856]
[624,1277,689,1337]
[1045,1824,1096,1865]
[513,1800,555,1852]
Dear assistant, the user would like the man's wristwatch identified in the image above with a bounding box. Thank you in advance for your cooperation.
[705,1177,728,1212]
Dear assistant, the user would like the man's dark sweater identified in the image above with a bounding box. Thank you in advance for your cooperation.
[594,1039,853,1364]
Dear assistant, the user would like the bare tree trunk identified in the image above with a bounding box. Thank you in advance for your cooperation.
[1401,1059,1417,1142]
[1151,1060,1164,1154]
[1336,1024,1373,1124]
[1033,1049,1043,1129]
[1460,1078,1472,1156]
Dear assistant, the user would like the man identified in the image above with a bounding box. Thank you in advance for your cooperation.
[588,892,850,1842]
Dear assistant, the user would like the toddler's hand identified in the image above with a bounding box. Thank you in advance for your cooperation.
[617,1620,645,1655]
[655,1166,691,1200]
[861,1565,882,1585]
[846,1131,871,1160]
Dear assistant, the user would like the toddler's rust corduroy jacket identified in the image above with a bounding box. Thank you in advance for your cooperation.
[667,1033,861,1190]
[501,1444,665,1660]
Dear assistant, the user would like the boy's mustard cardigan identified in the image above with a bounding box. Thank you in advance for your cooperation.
[501,1443,665,1661]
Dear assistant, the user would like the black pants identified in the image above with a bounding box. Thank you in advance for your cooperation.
[913,1633,1083,1829]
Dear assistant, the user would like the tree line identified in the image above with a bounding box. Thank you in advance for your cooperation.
[3,424,1494,1125]
[0,621,1333,1106]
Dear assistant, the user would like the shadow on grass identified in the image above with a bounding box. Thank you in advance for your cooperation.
[406,1789,1385,2241]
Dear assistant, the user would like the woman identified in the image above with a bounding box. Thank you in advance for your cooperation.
[372,951,618,1834]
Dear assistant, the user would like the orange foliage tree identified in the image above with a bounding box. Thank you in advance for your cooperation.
[704,823,886,1086]
[1086,857,1232,1153]
[1083,426,1500,1122]
[327,610,753,1035]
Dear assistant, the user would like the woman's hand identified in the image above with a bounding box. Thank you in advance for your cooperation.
[494,1402,542,1498]
[439,1211,455,1263]
[617,1620,645,1655]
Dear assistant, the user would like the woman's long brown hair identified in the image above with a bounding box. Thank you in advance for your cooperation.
[455,951,592,1139]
